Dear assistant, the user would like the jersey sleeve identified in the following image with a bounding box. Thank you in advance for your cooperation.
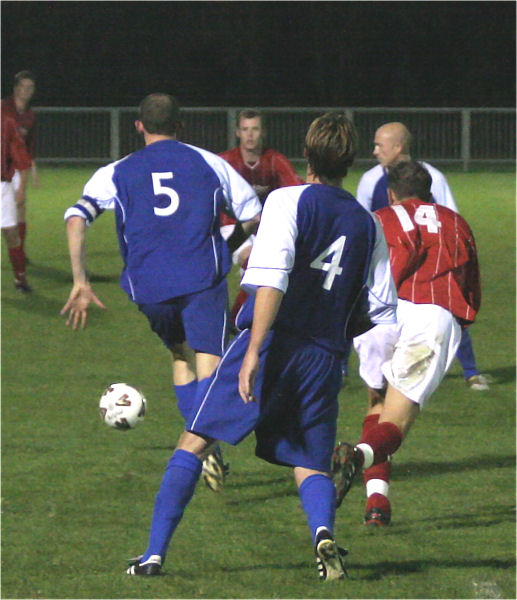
[356,167,380,211]
[240,187,303,294]
[25,113,36,159]
[425,162,459,213]
[375,208,415,289]
[63,162,118,224]
[364,218,398,325]
[273,152,305,187]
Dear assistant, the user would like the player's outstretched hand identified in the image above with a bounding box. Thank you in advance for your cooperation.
[239,349,259,403]
[60,282,106,330]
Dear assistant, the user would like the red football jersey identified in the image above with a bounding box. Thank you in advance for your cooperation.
[1,111,32,181]
[1,96,36,159]
[375,199,481,325]
[220,147,303,202]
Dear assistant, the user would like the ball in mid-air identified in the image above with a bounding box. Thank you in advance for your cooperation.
[99,383,146,430]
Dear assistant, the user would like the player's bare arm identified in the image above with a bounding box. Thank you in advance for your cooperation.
[14,169,29,206]
[60,216,106,329]
[238,286,283,403]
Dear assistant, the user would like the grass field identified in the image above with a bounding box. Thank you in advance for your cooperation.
[2,165,515,599]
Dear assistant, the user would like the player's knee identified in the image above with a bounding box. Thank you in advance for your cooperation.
[177,431,213,457]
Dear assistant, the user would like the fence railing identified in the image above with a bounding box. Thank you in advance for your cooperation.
[33,106,515,171]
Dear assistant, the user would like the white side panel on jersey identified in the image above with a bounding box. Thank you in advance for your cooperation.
[241,186,308,294]
[366,218,398,325]
[422,161,459,213]
[185,143,262,222]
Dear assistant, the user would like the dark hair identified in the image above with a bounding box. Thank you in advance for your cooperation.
[304,112,357,179]
[14,70,35,86]
[237,109,263,127]
[387,160,432,202]
[138,93,181,136]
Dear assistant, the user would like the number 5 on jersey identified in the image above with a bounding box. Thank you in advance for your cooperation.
[310,235,346,290]
[152,172,179,216]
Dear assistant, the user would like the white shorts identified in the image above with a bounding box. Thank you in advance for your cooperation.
[1,181,17,228]
[354,299,461,406]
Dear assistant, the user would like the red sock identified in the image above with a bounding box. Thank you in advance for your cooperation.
[361,422,402,465]
[18,222,27,249]
[360,414,392,488]
[8,245,27,281]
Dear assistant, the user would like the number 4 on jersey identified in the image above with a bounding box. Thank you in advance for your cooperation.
[310,235,346,290]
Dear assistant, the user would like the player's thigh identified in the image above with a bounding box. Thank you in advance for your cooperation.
[182,278,229,357]
[195,353,220,381]
[353,323,397,390]
[381,301,461,406]
[1,182,18,229]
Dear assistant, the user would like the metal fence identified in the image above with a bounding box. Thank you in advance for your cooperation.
[34,106,515,171]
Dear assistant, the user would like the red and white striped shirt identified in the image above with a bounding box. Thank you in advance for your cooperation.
[375,198,481,325]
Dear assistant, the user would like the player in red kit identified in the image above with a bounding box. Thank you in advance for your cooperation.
[1,71,38,256]
[332,161,481,527]
[219,109,304,323]
[1,110,32,291]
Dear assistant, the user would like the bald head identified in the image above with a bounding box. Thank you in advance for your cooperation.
[373,122,412,168]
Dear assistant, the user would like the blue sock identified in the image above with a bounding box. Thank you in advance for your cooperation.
[298,474,336,543]
[141,449,202,564]
[456,328,479,379]
[174,380,197,421]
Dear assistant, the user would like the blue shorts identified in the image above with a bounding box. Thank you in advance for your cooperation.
[187,329,342,472]
[138,278,229,357]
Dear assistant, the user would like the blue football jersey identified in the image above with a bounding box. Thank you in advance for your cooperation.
[239,184,397,353]
[371,171,389,212]
[64,140,261,304]
[356,163,457,213]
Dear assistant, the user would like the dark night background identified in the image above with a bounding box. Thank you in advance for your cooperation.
[2,1,515,108]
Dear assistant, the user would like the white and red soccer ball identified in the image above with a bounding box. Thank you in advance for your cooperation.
[99,383,146,430]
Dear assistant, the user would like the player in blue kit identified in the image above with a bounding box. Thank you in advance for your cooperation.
[355,121,489,392]
[61,93,262,487]
[126,112,397,580]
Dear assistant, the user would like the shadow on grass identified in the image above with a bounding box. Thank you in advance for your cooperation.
[405,503,516,529]
[2,291,65,317]
[446,364,516,385]
[392,453,515,481]
[206,555,515,578]
[26,261,119,284]
[348,557,515,581]
[25,261,74,283]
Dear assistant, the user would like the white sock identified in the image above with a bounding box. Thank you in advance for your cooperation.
[356,442,374,469]
[366,478,389,498]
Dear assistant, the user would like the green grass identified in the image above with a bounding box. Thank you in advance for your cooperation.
[2,166,515,599]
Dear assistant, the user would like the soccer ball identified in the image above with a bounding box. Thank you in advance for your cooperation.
[99,383,146,430]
